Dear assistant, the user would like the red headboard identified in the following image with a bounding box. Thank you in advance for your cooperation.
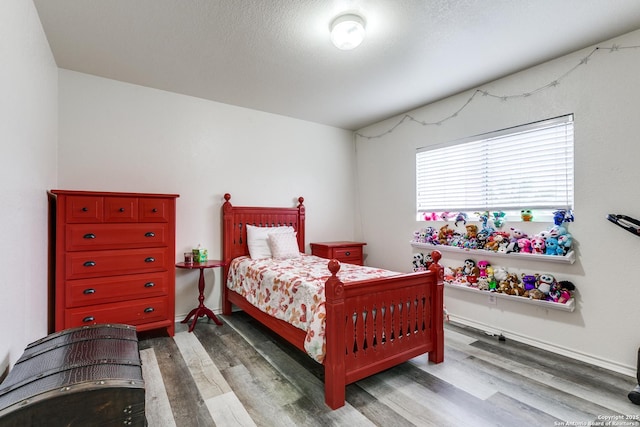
[222,193,305,265]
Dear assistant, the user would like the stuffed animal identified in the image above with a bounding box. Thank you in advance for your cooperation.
[463,259,479,277]
[423,212,438,221]
[553,209,574,225]
[493,266,508,283]
[557,233,573,254]
[423,252,433,268]
[477,260,489,277]
[507,227,527,253]
[557,280,576,304]
[465,224,478,239]
[517,237,532,253]
[537,273,556,295]
[530,236,546,254]
[454,212,468,226]
[477,276,490,291]
[521,274,538,291]
[412,253,426,271]
[439,212,453,221]
[438,224,453,245]
[498,273,522,295]
[521,209,533,221]
[526,288,545,300]
[545,237,563,255]
[476,230,489,249]
[492,211,507,228]
[443,266,456,283]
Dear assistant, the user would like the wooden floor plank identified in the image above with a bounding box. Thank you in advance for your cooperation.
[205,391,257,427]
[144,333,215,426]
[174,331,232,400]
[140,348,177,427]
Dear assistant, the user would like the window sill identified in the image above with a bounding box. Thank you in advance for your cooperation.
[444,282,576,312]
[410,241,576,264]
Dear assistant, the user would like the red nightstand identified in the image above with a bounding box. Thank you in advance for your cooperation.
[310,241,366,266]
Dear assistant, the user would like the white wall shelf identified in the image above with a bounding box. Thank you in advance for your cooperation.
[410,241,576,264]
[445,283,576,312]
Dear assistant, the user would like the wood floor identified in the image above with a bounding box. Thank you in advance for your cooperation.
[138,312,640,427]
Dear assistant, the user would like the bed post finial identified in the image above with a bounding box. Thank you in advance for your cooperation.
[297,196,304,207]
[327,259,340,276]
[224,193,231,202]
[428,250,444,282]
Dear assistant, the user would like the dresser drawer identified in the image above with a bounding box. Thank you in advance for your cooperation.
[139,198,172,222]
[65,296,169,328]
[66,223,169,251]
[65,248,169,280]
[104,197,139,222]
[66,272,168,308]
[65,196,103,223]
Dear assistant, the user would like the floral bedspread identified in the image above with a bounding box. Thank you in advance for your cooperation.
[226,254,399,363]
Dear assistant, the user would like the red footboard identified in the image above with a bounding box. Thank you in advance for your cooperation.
[324,258,443,409]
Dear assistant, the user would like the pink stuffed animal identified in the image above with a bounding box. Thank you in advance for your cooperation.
[530,236,546,254]
[517,238,532,253]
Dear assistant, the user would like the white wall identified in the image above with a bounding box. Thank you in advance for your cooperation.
[356,29,640,376]
[0,0,58,370]
[57,70,356,319]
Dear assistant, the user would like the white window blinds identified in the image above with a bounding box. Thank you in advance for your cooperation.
[416,115,574,216]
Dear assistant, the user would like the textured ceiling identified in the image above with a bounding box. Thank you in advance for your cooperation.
[34,0,640,130]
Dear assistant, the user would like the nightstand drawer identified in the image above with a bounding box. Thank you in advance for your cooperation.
[332,247,363,263]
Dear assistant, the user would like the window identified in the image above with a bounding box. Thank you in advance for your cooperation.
[416,114,574,222]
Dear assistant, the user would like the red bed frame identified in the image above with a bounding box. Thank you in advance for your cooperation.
[221,193,444,409]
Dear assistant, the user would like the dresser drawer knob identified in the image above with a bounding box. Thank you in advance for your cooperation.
[144,282,155,288]
[152,208,158,213]
[119,207,125,212]
[83,261,96,267]
[82,316,95,323]
[345,251,351,256]
[83,288,96,295]
[144,307,155,313]
[83,233,96,239]
[81,207,89,212]
[144,257,155,263]
[144,232,155,237]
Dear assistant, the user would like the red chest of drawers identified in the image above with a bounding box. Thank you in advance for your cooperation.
[49,190,179,336]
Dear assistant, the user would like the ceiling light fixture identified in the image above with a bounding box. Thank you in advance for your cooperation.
[330,13,366,50]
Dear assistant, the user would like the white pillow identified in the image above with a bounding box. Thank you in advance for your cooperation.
[268,232,301,259]
[246,225,294,259]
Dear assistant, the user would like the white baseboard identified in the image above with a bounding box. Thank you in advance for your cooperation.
[448,314,636,379]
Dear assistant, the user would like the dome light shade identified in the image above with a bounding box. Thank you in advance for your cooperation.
[330,14,366,50]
